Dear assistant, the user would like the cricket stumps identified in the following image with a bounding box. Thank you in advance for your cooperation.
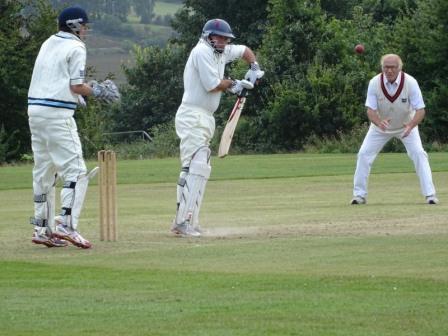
[98,150,117,241]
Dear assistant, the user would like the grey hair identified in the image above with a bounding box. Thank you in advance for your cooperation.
[381,54,403,70]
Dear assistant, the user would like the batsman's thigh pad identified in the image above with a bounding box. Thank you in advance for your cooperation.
[175,148,211,225]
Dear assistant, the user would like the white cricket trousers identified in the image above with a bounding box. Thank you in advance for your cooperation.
[175,104,215,167]
[353,125,436,198]
[29,117,87,221]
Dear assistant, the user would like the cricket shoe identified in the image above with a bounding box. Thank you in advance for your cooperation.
[192,224,203,234]
[53,224,92,249]
[426,195,439,205]
[171,222,201,237]
[350,196,366,205]
[32,231,68,248]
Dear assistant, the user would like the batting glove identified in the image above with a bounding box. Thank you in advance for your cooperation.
[244,62,265,84]
[227,79,254,96]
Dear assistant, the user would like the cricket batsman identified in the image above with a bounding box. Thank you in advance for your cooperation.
[171,18,264,237]
[28,6,120,248]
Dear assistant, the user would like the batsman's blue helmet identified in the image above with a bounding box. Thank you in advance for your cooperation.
[202,19,235,39]
[58,6,89,30]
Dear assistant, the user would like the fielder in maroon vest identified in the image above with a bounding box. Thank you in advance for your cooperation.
[351,54,438,205]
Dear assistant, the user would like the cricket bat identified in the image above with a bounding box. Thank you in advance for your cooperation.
[218,93,247,158]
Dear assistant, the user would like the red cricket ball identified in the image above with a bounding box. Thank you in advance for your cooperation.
[355,44,365,54]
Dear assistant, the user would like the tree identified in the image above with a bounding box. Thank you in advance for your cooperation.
[12,0,445,158]
[171,0,269,50]
[133,0,154,24]
[0,0,56,162]
[247,1,392,151]
[111,44,187,134]
[107,0,270,139]
[393,0,448,142]
[49,0,131,22]
[359,0,417,23]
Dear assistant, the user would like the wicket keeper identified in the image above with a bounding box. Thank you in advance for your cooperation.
[28,6,120,248]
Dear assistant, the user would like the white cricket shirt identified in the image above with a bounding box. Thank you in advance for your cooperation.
[181,39,246,113]
[28,31,86,119]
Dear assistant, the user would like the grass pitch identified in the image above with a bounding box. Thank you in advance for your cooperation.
[1,153,447,335]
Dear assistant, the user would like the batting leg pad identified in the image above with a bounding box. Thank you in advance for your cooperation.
[176,167,189,207]
[31,174,58,235]
[175,148,211,226]
[30,186,56,235]
[60,171,94,230]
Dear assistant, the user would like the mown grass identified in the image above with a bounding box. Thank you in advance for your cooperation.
[2,261,447,336]
[1,152,447,190]
[0,153,447,335]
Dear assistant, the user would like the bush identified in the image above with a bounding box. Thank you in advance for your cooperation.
[303,123,369,153]
[101,122,179,160]
[147,121,179,158]
[302,123,446,154]
[109,140,152,160]
[76,100,109,159]
[0,125,20,164]
[94,15,135,37]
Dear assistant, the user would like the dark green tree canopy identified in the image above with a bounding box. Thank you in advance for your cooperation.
[1,0,447,162]
[0,0,56,161]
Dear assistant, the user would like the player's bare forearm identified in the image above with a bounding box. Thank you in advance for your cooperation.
[367,108,381,127]
[71,83,93,96]
[407,108,425,128]
[402,108,425,138]
[242,47,256,64]
[210,79,233,92]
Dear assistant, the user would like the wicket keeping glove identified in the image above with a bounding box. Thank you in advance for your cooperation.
[78,95,87,107]
[90,79,121,104]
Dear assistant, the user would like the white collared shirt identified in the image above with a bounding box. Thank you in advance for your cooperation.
[384,74,400,94]
[365,71,425,110]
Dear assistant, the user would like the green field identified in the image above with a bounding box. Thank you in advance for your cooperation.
[154,0,182,16]
[86,0,181,84]
[1,153,447,335]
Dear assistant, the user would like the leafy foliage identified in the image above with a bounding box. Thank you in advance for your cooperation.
[0,0,56,162]
[74,99,109,158]
[94,122,178,160]
[1,0,447,162]
[49,0,132,22]
[133,0,155,24]
[171,0,269,49]
[392,0,448,142]
[0,124,20,163]
[245,3,386,151]
[112,44,187,135]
